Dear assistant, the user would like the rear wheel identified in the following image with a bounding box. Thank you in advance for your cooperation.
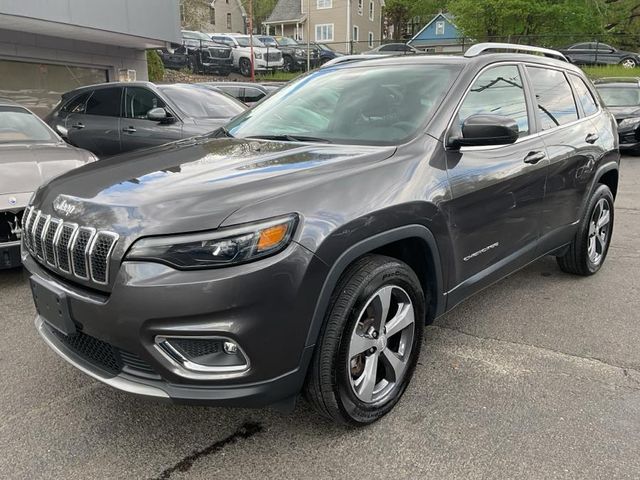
[304,255,425,425]
[557,184,614,275]
[239,58,251,77]
[283,55,295,73]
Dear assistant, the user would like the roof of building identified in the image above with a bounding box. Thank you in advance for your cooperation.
[264,0,305,24]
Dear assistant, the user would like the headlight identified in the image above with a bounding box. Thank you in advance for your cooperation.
[294,49,305,57]
[618,117,640,129]
[126,214,298,269]
[254,51,262,59]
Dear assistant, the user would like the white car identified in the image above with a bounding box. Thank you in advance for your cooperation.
[210,33,283,77]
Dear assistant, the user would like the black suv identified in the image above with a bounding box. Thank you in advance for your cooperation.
[23,44,619,425]
[158,30,233,75]
[257,35,319,71]
[560,42,640,68]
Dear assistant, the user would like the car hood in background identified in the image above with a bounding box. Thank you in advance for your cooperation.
[0,142,94,207]
[32,137,396,244]
[606,106,640,120]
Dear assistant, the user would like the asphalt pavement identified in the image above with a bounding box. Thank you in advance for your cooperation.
[1,157,639,480]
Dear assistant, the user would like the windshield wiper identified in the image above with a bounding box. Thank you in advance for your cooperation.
[245,134,332,144]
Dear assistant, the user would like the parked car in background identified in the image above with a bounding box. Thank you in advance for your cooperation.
[0,99,95,269]
[197,82,270,106]
[23,44,619,425]
[45,82,246,157]
[363,43,421,55]
[595,77,640,151]
[312,42,343,65]
[257,35,319,71]
[157,30,233,75]
[560,42,640,68]
[210,33,284,77]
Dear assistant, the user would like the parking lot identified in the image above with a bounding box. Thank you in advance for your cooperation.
[0,156,638,480]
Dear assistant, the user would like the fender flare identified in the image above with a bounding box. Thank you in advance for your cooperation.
[580,161,619,218]
[304,224,445,348]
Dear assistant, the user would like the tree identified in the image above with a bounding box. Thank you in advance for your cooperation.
[447,0,606,46]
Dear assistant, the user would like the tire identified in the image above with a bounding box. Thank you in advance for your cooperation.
[187,57,196,73]
[239,58,251,77]
[620,57,637,69]
[283,55,294,73]
[557,184,614,276]
[304,255,425,426]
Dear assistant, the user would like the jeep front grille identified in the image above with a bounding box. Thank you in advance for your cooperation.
[23,206,119,285]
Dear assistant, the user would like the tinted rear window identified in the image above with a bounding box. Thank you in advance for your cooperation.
[85,88,122,117]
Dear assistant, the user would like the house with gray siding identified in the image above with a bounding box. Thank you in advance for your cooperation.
[0,0,180,117]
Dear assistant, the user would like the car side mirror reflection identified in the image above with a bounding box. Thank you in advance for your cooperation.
[448,114,519,149]
[147,107,174,123]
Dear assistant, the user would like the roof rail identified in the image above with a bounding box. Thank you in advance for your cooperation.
[464,43,568,62]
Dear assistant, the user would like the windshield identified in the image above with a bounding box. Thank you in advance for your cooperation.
[277,37,298,46]
[597,86,640,107]
[259,36,278,46]
[159,85,246,119]
[317,43,333,51]
[226,64,460,145]
[236,37,265,48]
[0,106,58,143]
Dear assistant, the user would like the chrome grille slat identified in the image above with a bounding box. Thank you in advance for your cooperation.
[24,208,119,286]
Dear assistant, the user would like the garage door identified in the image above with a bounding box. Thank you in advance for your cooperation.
[0,59,108,118]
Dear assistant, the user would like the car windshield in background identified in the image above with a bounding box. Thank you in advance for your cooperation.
[277,37,298,46]
[236,37,265,48]
[0,106,58,143]
[159,85,246,119]
[597,86,640,107]
[227,64,461,145]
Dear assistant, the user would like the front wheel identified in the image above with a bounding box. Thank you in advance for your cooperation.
[557,184,614,275]
[282,56,295,73]
[239,58,251,77]
[620,57,638,69]
[304,255,425,425]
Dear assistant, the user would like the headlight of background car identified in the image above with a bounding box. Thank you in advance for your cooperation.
[294,48,305,57]
[254,51,263,59]
[126,214,298,269]
[618,117,640,129]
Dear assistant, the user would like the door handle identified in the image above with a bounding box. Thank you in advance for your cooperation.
[585,133,599,144]
[71,123,84,130]
[122,126,137,133]
[523,151,546,164]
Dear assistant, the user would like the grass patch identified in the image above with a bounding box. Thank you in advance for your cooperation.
[582,65,640,79]
[255,71,301,82]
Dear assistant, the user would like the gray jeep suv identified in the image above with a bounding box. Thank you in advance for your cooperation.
[23,44,620,425]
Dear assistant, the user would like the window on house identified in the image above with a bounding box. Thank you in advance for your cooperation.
[317,0,332,9]
[226,13,232,29]
[210,7,215,25]
[369,1,374,20]
[435,21,445,35]
[358,0,363,15]
[368,32,374,47]
[315,24,334,42]
[353,25,359,42]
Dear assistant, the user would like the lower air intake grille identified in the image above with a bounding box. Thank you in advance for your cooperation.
[170,338,221,359]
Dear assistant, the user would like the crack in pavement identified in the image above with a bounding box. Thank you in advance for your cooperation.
[150,421,263,480]
[431,325,640,378]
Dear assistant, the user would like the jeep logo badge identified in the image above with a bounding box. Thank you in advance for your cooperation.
[53,197,77,217]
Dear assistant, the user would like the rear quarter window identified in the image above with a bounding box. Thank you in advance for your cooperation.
[568,75,599,116]
[526,67,578,130]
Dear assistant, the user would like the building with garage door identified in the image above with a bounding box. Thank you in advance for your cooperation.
[0,0,180,117]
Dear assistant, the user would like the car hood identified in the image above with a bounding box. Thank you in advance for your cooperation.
[606,106,640,120]
[32,136,396,244]
[0,142,94,208]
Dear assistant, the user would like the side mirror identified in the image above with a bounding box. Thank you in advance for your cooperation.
[448,114,519,148]
[147,107,168,121]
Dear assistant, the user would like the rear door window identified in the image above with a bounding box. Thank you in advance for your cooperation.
[458,65,530,136]
[84,87,122,117]
[568,75,599,117]
[527,67,579,130]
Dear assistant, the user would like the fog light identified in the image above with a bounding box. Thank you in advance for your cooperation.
[223,341,239,355]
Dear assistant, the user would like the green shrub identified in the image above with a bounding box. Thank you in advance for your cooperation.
[147,50,165,83]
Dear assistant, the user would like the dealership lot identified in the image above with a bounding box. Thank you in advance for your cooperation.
[1,157,639,479]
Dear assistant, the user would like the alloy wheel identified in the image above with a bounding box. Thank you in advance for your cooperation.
[621,58,637,68]
[347,285,415,404]
[587,198,611,265]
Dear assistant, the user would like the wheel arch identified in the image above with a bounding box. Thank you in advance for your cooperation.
[304,225,445,349]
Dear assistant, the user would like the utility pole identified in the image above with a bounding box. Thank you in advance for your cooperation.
[248,0,255,81]
[306,0,311,71]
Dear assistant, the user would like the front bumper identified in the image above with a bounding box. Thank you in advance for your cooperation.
[1,241,21,269]
[24,243,328,406]
[255,58,284,70]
